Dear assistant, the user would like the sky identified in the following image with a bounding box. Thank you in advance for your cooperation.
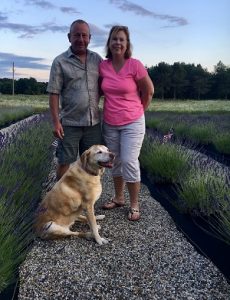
[0,0,229,82]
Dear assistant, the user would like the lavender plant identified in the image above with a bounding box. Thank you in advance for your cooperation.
[145,111,230,156]
[175,169,229,216]
[210,201,230,245]
[213,132,230,155]
[140,136,193,184]
[187,123,217,145]
[0,117,54,293]
[0,105,46,127]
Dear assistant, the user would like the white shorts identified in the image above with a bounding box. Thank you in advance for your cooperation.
[103,115,145,182]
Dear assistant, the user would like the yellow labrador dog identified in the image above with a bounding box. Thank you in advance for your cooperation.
[35,145,114,245]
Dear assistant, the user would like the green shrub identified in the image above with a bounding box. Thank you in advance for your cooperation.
[175,169,229,216]
[188,123,217,144]
[0,106,37,126]
[140,137,192,184]
[146,118,161,129]
[211,201,230,245]
[173,122,188,139]
[213,132,230,155]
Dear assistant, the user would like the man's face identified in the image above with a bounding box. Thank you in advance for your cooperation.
[68,23,91,55]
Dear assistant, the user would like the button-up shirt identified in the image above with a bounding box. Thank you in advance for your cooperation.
[47,47,102,126]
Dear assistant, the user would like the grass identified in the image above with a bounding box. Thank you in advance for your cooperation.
[0,94,49,109]
[1,96,229,112]
[147,99,230,113]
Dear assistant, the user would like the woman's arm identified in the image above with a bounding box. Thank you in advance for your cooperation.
[137,75,154,110]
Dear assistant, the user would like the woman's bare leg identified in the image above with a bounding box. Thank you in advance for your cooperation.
[127,181,140,221]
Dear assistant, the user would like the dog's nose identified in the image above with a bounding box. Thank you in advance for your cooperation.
[110,153,115,160]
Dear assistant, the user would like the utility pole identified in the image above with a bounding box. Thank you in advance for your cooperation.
[12,62,15,96]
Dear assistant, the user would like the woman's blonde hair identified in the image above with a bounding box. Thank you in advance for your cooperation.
[105,26,132,59]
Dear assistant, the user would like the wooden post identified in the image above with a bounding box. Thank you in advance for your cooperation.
[12,62,15,96]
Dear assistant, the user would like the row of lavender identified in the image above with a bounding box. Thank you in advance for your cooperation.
[140,131,230,246]
[145,112,230,157]
[0,113,55,294]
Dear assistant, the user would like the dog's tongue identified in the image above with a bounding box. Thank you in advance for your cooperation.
[99,161,113,168]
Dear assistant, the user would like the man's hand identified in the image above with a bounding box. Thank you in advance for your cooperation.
[53,121,64,139]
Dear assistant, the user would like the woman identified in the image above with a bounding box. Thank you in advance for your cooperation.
[99,25,154,221]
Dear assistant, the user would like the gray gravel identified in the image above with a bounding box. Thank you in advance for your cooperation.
[18,168,230,300]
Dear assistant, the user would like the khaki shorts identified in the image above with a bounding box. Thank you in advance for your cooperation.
[56,123,102,164]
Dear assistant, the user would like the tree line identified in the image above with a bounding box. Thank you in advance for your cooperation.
[0,77,47,95]
[0,61,229,100]
[148,61,230,100]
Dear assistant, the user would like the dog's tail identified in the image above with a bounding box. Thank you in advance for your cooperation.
[36,221,53,239]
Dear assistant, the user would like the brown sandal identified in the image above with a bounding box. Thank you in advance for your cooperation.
[102,199,125,210]
[128,208,140,221]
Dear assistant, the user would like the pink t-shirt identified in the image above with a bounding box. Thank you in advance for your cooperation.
[99,58,148,126]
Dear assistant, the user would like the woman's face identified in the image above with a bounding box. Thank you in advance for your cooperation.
[109,30,127,57]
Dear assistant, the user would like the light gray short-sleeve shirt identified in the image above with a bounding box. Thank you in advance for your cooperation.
[47,47,102,126]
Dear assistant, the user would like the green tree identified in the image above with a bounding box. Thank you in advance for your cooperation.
[15,77,38,94]
[191,64,210,100]
[0,78,13,94]
[171,62,187,99]
[213,61,230,99]
[148,62,171,100]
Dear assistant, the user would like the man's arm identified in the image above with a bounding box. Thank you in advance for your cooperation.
[49,93,64,139]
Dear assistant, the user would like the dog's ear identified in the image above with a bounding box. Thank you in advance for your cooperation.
[80,149,90,169]
[80,148,100,176]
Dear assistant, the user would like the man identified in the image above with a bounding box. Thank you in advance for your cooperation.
[47,19,102,179]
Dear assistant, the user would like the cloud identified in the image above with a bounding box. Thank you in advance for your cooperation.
[0,19,106,45]
[0,20,68,38]
[0,52,50,78]
[0,1,105,39]
[60,7,81,14]
[25,0,81,15]
[109,0,188,27]
[24,0,55,9]
[0,12,8,22]
[88,24,108,47]
[103,23,124,29]
[0,14,106,47]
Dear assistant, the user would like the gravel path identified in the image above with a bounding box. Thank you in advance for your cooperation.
[19,169,230,299]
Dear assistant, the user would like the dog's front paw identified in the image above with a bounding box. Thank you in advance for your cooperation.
[95,215,105,220]
[96,237,108,245]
